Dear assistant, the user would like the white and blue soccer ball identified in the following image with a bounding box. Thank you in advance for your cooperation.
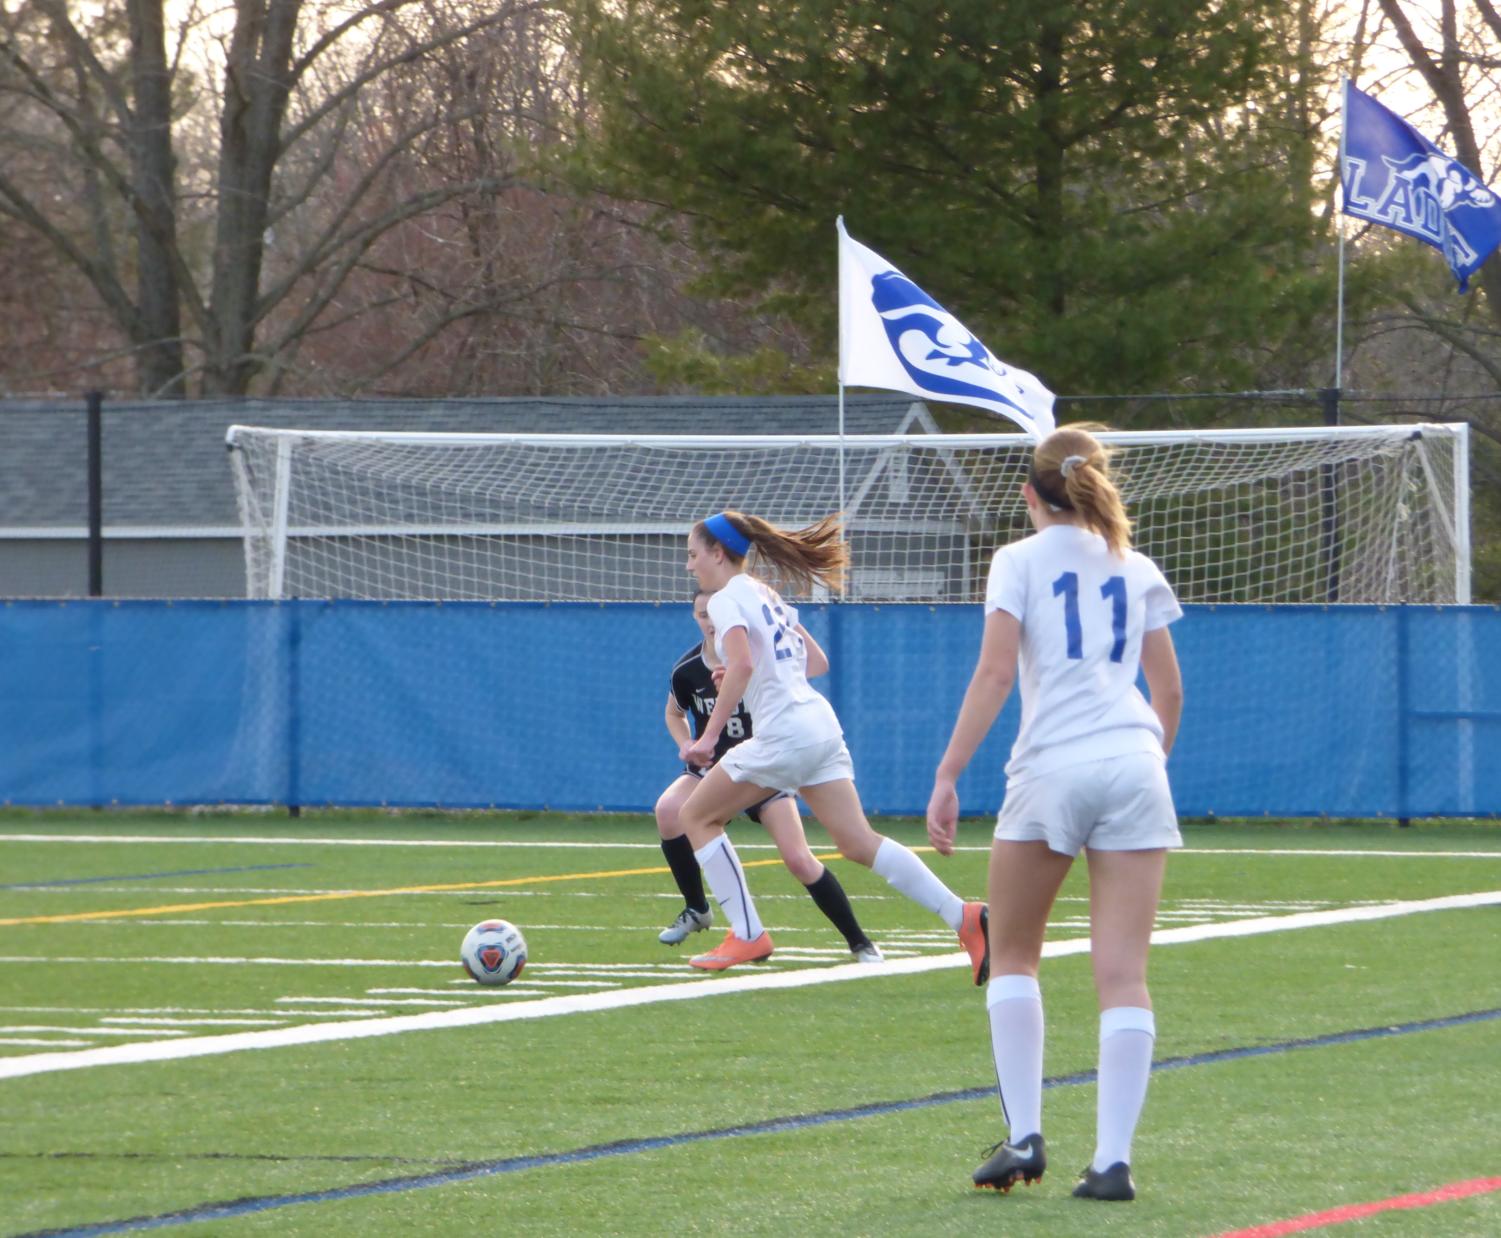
[460,919,528,986]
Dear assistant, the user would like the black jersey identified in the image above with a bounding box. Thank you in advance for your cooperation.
[670,642,753,771]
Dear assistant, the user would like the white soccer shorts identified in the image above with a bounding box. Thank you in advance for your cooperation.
[717,734,854,796]
[994,751,1182,856]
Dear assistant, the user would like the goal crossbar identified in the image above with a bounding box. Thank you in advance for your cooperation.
[227,425,1450,449]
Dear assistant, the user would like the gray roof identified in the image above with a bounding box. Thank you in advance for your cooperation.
[0,394,937,529]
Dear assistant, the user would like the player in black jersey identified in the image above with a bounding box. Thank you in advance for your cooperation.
[654,590,882,962]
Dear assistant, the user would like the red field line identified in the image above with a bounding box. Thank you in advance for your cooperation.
[1211,1176,1501,1237]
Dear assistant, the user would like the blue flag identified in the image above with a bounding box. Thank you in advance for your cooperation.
[1341,81,1501,291]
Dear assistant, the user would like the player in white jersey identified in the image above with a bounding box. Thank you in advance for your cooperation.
[926,424,1185,1204]
[674,509,989,977]
[654,590,883,964]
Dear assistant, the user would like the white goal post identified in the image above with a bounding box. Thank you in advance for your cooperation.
[225,423,1470,605]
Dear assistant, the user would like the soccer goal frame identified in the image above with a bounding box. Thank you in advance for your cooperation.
[225,423,1470,605]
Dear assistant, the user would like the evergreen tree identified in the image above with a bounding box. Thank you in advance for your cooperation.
[575,0,1336,397]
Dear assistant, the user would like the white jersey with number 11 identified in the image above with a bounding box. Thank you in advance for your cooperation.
[986,524,1182,786]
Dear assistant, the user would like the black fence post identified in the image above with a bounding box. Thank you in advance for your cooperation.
[86,391,104,597]
[1319,386,1341,427]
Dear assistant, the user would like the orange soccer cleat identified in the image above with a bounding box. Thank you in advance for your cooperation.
[959,901,991,986]
[688,929,774,971]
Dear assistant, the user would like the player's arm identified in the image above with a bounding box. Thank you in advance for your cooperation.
[927,609,1020,855]
[664,691,692,751]
[1139,626,1183,757]
[686,625,751,762]
[797,624,829,679]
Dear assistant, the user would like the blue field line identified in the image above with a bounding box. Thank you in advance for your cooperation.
[0,864,312,890]
[14,1006,1501,1238]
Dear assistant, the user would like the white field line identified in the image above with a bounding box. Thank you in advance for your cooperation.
[0,1026,190,1037]
[273,997,469,1008]
[0,1038,91,1047]
[366,986,616,996]
[0,957,472,967]
[0,1005,379,1020]
[2,833,1499,860]
[99,1017,284,1027]
[0,834,758,850]
[1,888,1497,1082]
[1182,849,1501,859]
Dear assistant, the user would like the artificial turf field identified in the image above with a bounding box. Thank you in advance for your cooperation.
[1,811,1498,1236]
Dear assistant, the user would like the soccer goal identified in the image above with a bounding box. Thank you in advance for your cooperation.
[224,423,1470,604]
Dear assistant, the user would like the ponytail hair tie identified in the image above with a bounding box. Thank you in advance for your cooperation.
[1060,454,1087,479]
[703,512,752,558]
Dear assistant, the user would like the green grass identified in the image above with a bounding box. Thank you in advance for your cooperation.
[0,812,1498,1236]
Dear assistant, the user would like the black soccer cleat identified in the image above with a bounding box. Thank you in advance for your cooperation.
[972,1132,1046,1193]
[1072,1161,1136,1201]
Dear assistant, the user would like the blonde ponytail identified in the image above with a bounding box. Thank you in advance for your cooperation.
[1030,423,1132,555]
[692,510,848,595]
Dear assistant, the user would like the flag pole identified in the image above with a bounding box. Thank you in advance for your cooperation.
[1335,232,1346,392]
[834,216,848,532]
[1335,77,1348,393]
[838,382,847,523]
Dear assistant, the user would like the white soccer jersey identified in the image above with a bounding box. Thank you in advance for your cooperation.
[985,524,1182,785]
[708,573,840,746]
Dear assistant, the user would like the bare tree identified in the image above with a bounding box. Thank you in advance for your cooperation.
[1337,1,1501,598]
[1341,2,1501,404]
[1375,0,1501,325]
[0,0,585,396]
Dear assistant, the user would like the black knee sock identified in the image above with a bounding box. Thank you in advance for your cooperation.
[804,867,870,951]
[661,833,708,913]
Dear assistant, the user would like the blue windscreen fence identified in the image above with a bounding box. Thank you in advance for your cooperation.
[0,600,1496,818]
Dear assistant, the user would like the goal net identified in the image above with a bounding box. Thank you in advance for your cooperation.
[224,424,1470,604]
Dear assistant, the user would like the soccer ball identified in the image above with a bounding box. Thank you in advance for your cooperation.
[460,919,528,986]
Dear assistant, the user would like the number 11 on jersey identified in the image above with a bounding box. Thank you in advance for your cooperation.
[1052,572,1127,663]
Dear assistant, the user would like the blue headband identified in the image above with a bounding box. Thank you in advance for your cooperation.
[703,512,752,558]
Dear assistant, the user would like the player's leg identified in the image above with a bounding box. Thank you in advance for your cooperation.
[973,839,1073,1191]
[654,774,713,945]
[753,795,878,959]
[750,795,822,884]
[678,763,781,969]
[1072,752,1179,1200]
[1073,845,1167,1201]
[798,777,988,982]
[984,834,1068,1164]
[1085,846,1165,1008]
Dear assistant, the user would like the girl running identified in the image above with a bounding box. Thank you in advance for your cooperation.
[676,510,988,979]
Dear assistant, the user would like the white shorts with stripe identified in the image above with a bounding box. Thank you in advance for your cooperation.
[994,751,1182,857]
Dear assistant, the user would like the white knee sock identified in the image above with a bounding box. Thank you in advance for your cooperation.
[693,835,763,940]
[1093,1006,1156,1172]
[986,974,1044,1142]
[871,837,964,930]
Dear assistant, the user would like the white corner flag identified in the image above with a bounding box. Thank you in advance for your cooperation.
[837,217,1055,439]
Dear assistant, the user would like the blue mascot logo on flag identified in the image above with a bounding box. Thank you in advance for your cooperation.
[1356,150,1496,244]
[1384,152,1497,214]
[1347,149,1494,281]
[1341,82,1501,290]
[869,271,1039,424]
